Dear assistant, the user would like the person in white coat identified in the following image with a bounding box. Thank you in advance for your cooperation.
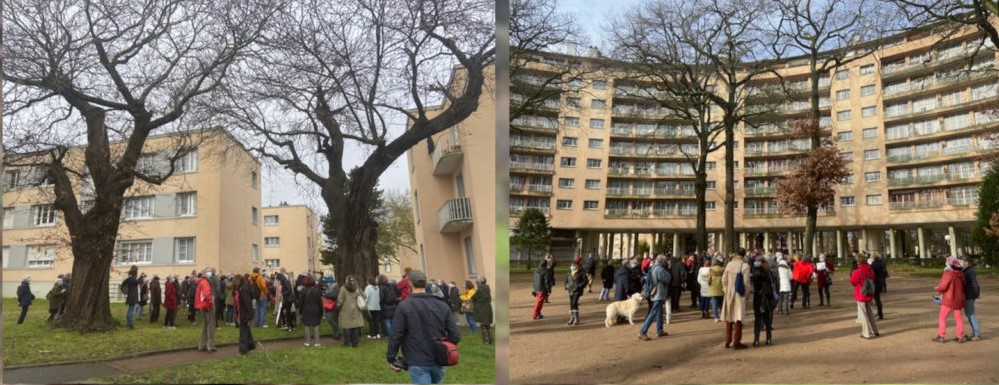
[697,260,712,319]
[777,259,792,315]
[364,278,382,339]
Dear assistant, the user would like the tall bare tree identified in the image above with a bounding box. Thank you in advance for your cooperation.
[215,0,495,284]
[885,0,999,49]
[2,0,270,332]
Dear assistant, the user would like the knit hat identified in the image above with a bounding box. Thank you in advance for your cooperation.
[408,269,428,286]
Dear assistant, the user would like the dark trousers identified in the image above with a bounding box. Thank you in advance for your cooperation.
[753,303,773,343]
[164,308,177,327]
[187,302,197,323]
[799,283,811,307]
[326,310,341,339]
[239,323,255,353]
[690,286,700,308]
[48,308,59,322]
[668,286,682,311]
[282,302,296,329]
[17,306,29,324]
[818,285,831,305]
[343,327,361,347]
[215,299,225,323]
[790,281,799,305]
[569,294,581,311]
[368,310,383,337]
[874,285,884,318]
[150,302,161,323]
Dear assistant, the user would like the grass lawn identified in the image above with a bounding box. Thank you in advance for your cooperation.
[2,298,305,367]
[84,334,495,384]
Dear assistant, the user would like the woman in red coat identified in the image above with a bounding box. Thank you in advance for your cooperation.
[793,257,816,309]
[850,254,879,339]
[933,257,967,343]
[163,275,179,329]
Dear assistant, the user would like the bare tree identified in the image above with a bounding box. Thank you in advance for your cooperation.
[2,0,270,332]
[884,0,999,49]
[215,0,495,284]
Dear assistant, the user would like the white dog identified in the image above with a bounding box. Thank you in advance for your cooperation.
[605,292,644,327]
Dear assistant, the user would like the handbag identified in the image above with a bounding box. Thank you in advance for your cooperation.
[356,294,367,311]
[323,298,336,312]
[734,264,746,296]
[861,278,875,296]
[414,298,459,366]
[460,301,474,314]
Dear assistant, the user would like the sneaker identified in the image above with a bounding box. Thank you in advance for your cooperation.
[969,335,982,341]
[955,337,966,343]
[714,318,720,322]
[313,343,321,347]
[638,334,652,341]
[305,342,312,347]
[931,336,948,343]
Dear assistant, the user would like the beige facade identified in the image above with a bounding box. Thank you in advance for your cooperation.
[2,130,263,298]
[408,66,497,288]
[510,25,997,261]
[260,204,323,276]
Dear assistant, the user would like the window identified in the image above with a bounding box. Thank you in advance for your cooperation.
[591,99,607,109]
[592,80,608,89]
[3,169,21,189]
[583,201,599,210]
[590,119,605,129]
[122,196,154,220]
[865,172,881,182]
[835,69,849,79]
[117,240,152,265]
[838,131,854,141]
[265,259,281,268]
[3,207,13,228]
[2,246,8,269]
[840,151,854,161]
[251,171,258,189]
[588,139,604,148]
[585,179,601,189]
[264,236,280,246]
[558,178,575,188]
[862,106,877,117]
[562,136,578,147]
[861,85,875,96]
[705,162,717,171]
[707,181,717,189]
[27,245,56,268]
[843,173,855,184]
[137,153,162,175]
[464,236,477,275]
[840,196,856,207]
[176,192,196,217]
[252,244,259,262]
[705,201,716,210]
[732,161,739,169]
[566,97,581,107]
[560,157,577,167]
[836,89,851,100]
[32,205,57,226]
[177,150,198,173]
[836,110,852,121]
[860,65,874,75]
[564,117,579,126]
[264,215,279,226]
[556,200,573,210]
[252,207,259,225]
[866,194,883,205]
[862,127,878,138]
[586,158,602,168]
[864,149,880,160]
[175,237,195,263]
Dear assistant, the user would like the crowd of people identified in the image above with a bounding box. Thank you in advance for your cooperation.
[529,246,985,348]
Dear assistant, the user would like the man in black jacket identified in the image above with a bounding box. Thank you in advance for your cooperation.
[122,265,140,329]
[870,254,888,320]
[387,269,460,384]
[531,259,553,320]
[668,256,687,312]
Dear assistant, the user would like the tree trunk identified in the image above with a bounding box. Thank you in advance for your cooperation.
[724,122,736,255]
[330,196,381,285]
[55,212,122,333]
[695,163,709,254]
[805,53,821,258]
[804,206,817,258]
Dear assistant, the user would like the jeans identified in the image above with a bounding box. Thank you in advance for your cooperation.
[226,305,235,324]
[699,296,710,312]
[255,297,268,327]
[753,300,773,343]
[126,303,139,327]
[384,316,393,337]
[965,299,980,337]
[465,312,478,333]
[778,292,790,315]
[639,299,665,336]
[599,287,610,301]
[326,310,341,339]
[408,365,446,384]
[711,296,722,320]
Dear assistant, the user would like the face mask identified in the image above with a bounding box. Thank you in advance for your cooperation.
[754,261,761,268]
[206,271,213,278]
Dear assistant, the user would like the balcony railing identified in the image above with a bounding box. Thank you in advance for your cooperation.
[510,139,557,151]
[888,171,980,186]
[432,136,463,176]
[654,188,695,196]
[744,187,776,196]
[888,200,945,210]
[528,184,553,193]
[510,161,555,172]
[438,197,473,233]
[744,207,782,216]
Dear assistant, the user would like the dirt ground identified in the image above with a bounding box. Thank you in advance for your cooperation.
[510,270,999,384]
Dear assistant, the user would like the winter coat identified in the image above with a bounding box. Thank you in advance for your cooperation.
[646,263,670,302]
[194,277,214,311]
[720,256,750,322]
[471,284,493,324]
[380,283,399,318]
[396,277,412,301]
[337,287,366,329]
[364,285,381,311]
[777,265,792,293]
[164,280,179,310]
[150,279,162,305]
[545,267,556,292]
[793,260,815,284]
[300,285,323,326]
[850,263,876,303]
[601,264,615,289]
[277,273,294,303]
[697,267,711,297]
[613,266,632,300]
[139,279,149,306]
[122,275,140,305]
[708,266,725,297]
[186,278,197,306]
[533,264,552,294]
[935,269,967,309]
[668,260,686,288]
[963,266,980,301]
[235,284,254,326]
[565,270,588,296]
[583,257,597,275]
[17,281,35,308]
[225,280,235,306]
[751,267,778,312]
[250,272,269,299]
[47,282,65,311]
[447,285,461,313]
[871,259,888,292]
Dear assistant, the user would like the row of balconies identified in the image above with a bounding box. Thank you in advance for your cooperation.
[605,187,697,197]
[509,161,555,173]
[604,208,698,218]
[883,71,994,101]
[885,146,975,163]
[607,167,695,177]
[885,198,979,210]
[886,171,980,187]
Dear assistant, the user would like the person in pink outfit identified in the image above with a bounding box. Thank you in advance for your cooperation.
[932,256,967,343]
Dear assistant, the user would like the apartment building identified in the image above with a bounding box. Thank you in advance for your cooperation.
[2,129,263,297]
[408,66,496,287]
[510,24,998,261]
[260,204,323,275]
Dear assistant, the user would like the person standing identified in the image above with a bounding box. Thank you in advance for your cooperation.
[565,264,588,325]
[323,278,342,340]
[721,249,751,350]
[696,259,712,319]
[300,275,324,347]
[338,275,366,347]
[225,276,236,326]
[397,267,413,301]
[638,256,670,341]
[212,272,225,329]
[380,276,399,337]
[776,259,792,315]
[195,269,217,352]
[460,281,479,332]
[958,255,982,341]
[850,254,879,339]
[815,255,833,307]
[16,276,35,324]
[751,258,777,346]
[276,269,295,331]
[544,257,556,303]
[163,275,179,329]
[365,278,383,339]
[870,254,888,319]
[933,256,967,343]
[447,281,461,320]
[687,254,701,309]
[137,273,148,318]
[668,256,686,312]
[793,256,815,309]
[186,275,198,324]
[233,275,257,355]
[122,266,141,329]
[149,275,162,323]
[471,276,493,344]
[583,254,597,293]
[707,256,725,322]
[387,269,461,384]
[46,278,65,323]
[532,260,552,320]
[599,260,615,301]
[250,267,270,328]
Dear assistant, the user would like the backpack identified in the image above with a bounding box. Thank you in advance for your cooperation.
[861,277,875,296]
[249,277,261,300]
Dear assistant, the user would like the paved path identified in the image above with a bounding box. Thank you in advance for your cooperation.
[3,338,307,384]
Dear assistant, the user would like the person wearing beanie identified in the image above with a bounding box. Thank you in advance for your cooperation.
[387,269,461,384]
[17,275,36,324]
[564,263,588,325]
[471,276,493,344]
[932,256,967,342]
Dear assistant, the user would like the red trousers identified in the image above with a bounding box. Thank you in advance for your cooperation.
[533,292,547,318]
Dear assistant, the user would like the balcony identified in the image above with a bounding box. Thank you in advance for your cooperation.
[432,136,463,176]
[888,200,945,210]
[744,207,782,217]
[887,147,976,164]
[654,188,695,197]
[510,139,557,153]
[887,171,980,187]
[744,187,776,196]
[438,197,473,233]
[509,161,555,173]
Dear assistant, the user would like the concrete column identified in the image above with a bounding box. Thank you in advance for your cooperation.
[836,230,845,259]
[598,233,606,258]
[739,233,747,250]
[673,233,681,257]
[617,233,624,259]
[764,232,771,254]
[631,232,639,257]
[948,226,958,257]
[917,227,927,259]
[716,232,724,253]
[888,229,898,259]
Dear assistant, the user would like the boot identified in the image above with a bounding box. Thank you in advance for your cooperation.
[481,326,490,344]
[567,311,574,325]
[733,321,748,349]
[725,322,733,348]
[486,325,494,344]
[571,310,580,325]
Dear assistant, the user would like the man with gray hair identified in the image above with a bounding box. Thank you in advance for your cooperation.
[638,255,671,341]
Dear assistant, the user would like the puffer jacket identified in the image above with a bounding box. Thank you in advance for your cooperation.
[935,269,967,309]
[850,263,875,302]
[708,265,725,297]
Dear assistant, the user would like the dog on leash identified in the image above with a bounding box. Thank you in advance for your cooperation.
[605,292,644,327]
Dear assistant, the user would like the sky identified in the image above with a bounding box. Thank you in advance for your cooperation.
[557,0,646,50]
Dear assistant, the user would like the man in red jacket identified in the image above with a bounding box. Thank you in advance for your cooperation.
[195,268,217,352]
[793,257,815,309]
